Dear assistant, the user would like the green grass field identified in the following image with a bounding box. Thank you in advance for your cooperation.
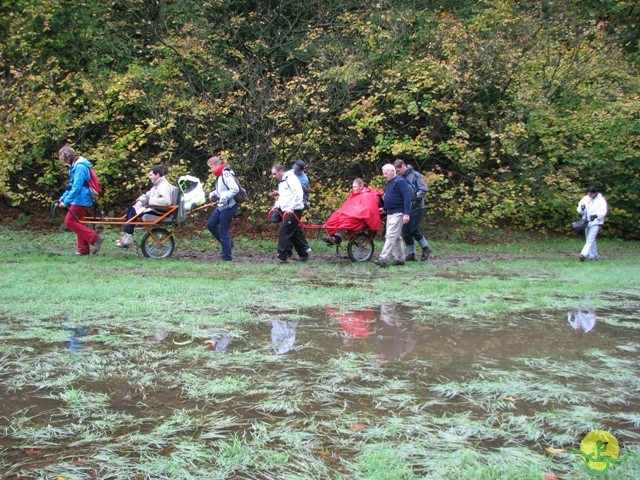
[1,226,639,479]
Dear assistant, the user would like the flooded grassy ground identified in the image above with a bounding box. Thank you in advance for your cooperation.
[1,227,639,479]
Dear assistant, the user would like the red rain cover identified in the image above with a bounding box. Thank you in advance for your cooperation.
[325,188,384,235]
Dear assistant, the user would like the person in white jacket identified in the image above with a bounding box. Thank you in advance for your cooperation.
[206,155,240,261]
[116,165,174,248]
[271,163,309,263]
[576,186,608,261]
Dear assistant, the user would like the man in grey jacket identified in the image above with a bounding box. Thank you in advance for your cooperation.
[394,159,433,261]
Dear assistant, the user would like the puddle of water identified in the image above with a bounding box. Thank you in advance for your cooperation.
[567,308,597,333]
[270,318,298,355]
[63,326,96,352]
[1,301,639,478]
[239,304,635,369]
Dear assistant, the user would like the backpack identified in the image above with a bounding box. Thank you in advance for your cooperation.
[87,167,104,198]
[395,176,417,204]
[302,184,310,209]
[178,175,206,211]
[176,192,188,224]
[221,168,250,204]
[405,169,427,205]
[406,180,418,204]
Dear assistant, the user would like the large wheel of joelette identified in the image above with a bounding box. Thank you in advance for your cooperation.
[140,227,176,259]
[347,232,375,262]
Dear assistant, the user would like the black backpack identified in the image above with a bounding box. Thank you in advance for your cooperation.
[406,180,418,203]
[221,168,250,204]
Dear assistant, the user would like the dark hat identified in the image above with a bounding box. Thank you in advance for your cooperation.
[292,160,306,171]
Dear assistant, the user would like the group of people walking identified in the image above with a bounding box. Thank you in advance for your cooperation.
[56,145,607,263]
[370,161,432,267]
[266,159,434,266]
[320,159,432,267]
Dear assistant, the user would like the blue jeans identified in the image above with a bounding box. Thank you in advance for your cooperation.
[580,225,601,260]
[207,204,238,260]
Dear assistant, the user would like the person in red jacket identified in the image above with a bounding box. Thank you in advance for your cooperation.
[322,178,384,245]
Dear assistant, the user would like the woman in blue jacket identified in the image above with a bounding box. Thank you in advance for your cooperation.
[58,145,103,255]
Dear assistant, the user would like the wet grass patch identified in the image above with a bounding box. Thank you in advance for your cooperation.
[2,229,640,478]
[2,303,640,478]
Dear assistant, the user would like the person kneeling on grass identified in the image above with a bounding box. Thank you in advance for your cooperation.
[116,165,174,248]
[322,178,384,246]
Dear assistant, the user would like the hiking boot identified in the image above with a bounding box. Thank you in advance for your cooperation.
[391,260,406,266]
[297,255,310,262]
[74,251,89,256]
[277,256,288,264]
[92,235,104,254]
[116,234,134,248]
[405,253,416,262]
[420,247,432,261]
[322,234,341,245]
[374,258,388,268]
[579,254,585,262]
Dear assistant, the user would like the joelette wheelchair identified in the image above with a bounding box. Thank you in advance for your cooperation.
[81,176,214,259]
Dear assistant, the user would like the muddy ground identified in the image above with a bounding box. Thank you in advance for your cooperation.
[0,203,577,265]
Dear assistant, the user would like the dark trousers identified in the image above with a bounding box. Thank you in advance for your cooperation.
[123,206,164,234]
[123,206,137,235]
[207,204,238,261]
[278,210,308,260]
[402,207,425,246]
[285,207,310,256]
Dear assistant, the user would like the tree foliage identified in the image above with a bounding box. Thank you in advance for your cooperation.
[1,0,638,237]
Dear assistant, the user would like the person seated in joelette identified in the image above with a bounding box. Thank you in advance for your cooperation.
[116,165,174,248]
[322,178,384,245]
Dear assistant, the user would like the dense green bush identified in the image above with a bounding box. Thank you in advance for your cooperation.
[1,0,638,237]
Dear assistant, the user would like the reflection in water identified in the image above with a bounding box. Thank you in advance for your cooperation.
[376,303,416,360]
[325,307,376,338]
[5,302,640,478]
[567,309,597,333]
[327,304,417,360]
[209,331,232,352]
[271,318,297,355]
[63,326,90,352]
